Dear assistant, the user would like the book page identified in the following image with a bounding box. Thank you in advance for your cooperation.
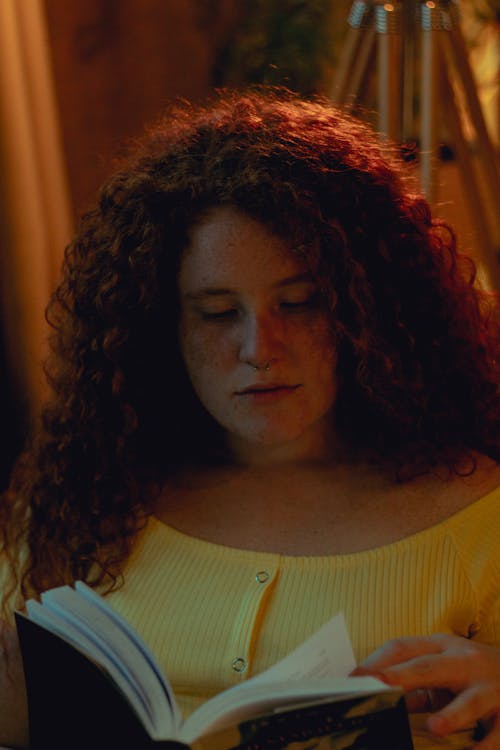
[247,612,356,685]
[74,581,180,726]
[39,586,176,738]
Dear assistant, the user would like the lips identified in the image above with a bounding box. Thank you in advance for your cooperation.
[236,383,300,395]
[235,384,301,403]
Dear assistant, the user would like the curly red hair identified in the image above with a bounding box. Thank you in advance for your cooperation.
[1,89,499,609]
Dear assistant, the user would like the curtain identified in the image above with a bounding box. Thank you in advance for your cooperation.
[0,0,73,423]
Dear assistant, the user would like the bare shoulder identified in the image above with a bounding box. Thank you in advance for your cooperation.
[0,620,29,749]
[384,453,500,531]
[432,453,500,511]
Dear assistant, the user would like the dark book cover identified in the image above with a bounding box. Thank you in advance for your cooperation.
[15,613,177,750]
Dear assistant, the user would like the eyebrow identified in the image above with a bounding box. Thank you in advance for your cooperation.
[183,272,314,300]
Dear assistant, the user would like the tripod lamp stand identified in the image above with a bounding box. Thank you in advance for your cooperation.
[331,0,500,288]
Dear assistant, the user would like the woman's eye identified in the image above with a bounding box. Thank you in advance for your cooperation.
[199,309,238,321]
[280,296,317,311]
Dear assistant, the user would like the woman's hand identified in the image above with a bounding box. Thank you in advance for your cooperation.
[352,634,500,749]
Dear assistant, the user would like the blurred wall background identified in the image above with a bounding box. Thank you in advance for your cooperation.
[0,0,498,488]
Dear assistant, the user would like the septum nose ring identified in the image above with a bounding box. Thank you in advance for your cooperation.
[252,362,271,371]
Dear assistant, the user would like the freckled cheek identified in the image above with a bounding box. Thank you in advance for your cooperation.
[303,325,338,396]
[180,329,234,392]
[299,321,337,364]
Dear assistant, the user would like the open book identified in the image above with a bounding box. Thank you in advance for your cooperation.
[16,582,413,750]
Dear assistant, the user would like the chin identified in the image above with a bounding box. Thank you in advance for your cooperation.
[228,421,319,456]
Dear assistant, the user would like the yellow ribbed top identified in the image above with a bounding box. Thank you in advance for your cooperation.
[106,485,500,749]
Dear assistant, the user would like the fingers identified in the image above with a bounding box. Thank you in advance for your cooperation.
[354,635,487,695]
[353,635,447,675]
[373,652,464,693]
[427,685,500,737]
[352,635,500,745]
[405,688,454,714]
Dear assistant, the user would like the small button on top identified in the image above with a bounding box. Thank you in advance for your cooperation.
[255,570,270,583]
[232,657,247,673]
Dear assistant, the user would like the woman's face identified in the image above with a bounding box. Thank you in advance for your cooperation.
[178,206,338,464]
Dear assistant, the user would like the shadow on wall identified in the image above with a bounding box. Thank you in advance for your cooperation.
[0,322,25,491]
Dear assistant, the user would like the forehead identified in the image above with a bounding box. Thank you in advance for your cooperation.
[178,206,309,292]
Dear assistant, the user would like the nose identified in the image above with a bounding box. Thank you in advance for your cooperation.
[238,310,283,369]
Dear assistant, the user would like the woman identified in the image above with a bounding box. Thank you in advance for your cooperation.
[1,90,499,749]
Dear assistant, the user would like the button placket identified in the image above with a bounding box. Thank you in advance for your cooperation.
[227,561,279,680]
